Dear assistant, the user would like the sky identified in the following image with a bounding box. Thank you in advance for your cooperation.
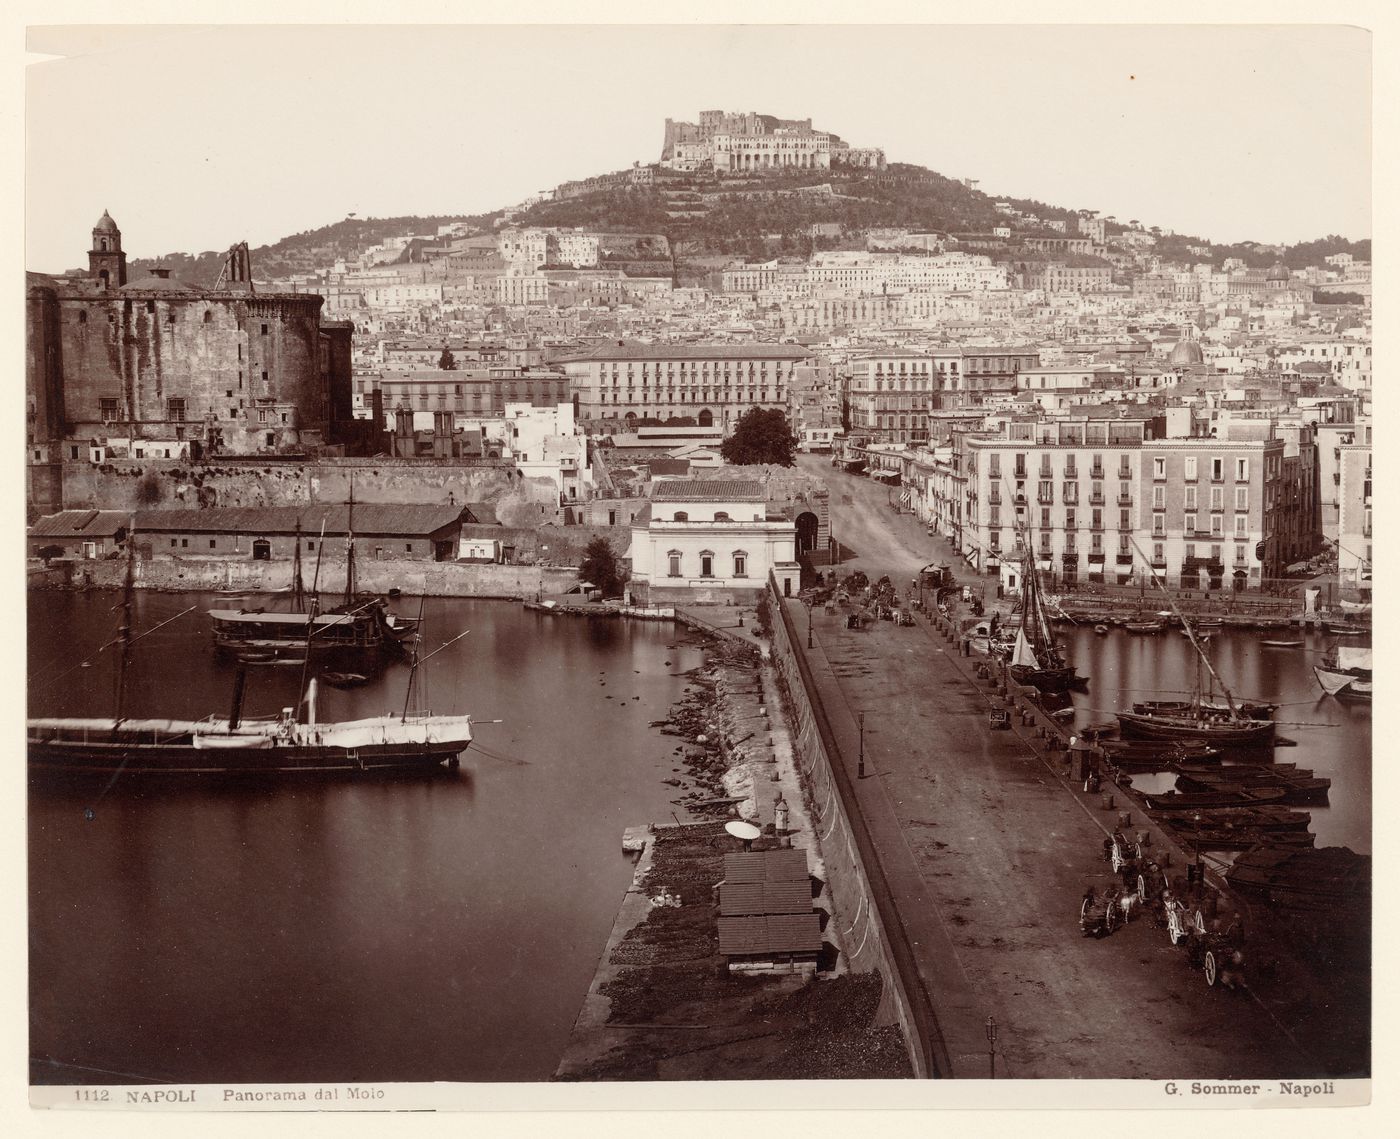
[24,21,1372,272]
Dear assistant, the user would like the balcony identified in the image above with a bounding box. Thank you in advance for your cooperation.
[1037,491,1054,505]
[1117,494,1133,505]
[1090,467,1104,480]
[1116,554,1135,566]
[1089,492,1105,505]
[1088,552,1106,564]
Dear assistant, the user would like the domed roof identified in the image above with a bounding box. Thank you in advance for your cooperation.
[1266,262,1290,282]
[93,210,120,235]
[1169,339,1204,366]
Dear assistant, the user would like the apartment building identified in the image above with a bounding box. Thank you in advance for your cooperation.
[960,415,1299,590]
[1336,424,1372,593]
[554,342,808,430]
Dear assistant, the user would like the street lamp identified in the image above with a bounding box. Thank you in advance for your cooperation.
[857,712,866,779]
[806,598,814,648]
[986,1015,999,1079]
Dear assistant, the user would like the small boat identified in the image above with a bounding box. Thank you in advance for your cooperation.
[1180,804,1310,831]
[1144,785,1289,810]
[1175,764,1330,805]
[1322,621,1368,636]
[1124,620,1164,634]
[1093,624,1110,636]
[1118,711,1275,746]
[1166,823,1315,852]
[1314,644,1371,700]
[1261,640,1304,649]
[322,671,370,688]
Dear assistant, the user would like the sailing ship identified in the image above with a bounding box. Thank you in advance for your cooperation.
[1313,644,1372,702]
[29,537,471,778]
[1007,547,1086,694]
[1115,545,1275,747]
[209,503,418,667]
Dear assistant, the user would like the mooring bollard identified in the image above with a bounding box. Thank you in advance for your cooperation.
[1118,811,1132,828]
[1101,792,1115,810]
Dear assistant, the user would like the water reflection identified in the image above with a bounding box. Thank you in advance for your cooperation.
[29,592,708,1084]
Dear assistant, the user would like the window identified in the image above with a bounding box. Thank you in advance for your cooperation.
[170,538,177,547]
[99,397,120,423]
[1152,513,1165,535]
[1210,486,1224,511]
[699,552,714,578]
[1065,508,1076,530]
[733,552,747,578]
[1184,456,1198,481]
[1235,487,1249,511]
[78,310,87,324]
[1153,543,1165,562]
[1153,457,1166,479]
[167,398,185,422]
[1234,515,1248,536]
[1184,486,1197,510]
[1185,513,1197,534]
[203,311,213,324]
[1235,545,1247,564]
[1211,516,1223,537]
[261,323,269,335]
[1235,458,1249,482]
[1211,457,1224,481]
[209,539,217,550]
[713,512,731,522]
[181,538,189,548]
[1210,545,1223,563]
[406,543,413,553]
[672,511,688,522]
[1152,486,1165,508]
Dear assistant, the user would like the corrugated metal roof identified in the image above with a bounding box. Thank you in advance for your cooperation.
[723,849,810,884]
[719,880,814,916]
[653,480,764,502]
[717,913,822,957]
[134,505,463,538]
[28,510,130,538]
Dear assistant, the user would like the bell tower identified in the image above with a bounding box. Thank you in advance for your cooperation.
[88,209,127,290]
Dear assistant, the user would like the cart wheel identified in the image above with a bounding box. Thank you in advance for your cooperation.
[1203,949,1219,987]
[1137,875,1147,903]
[1105,903,1117,933]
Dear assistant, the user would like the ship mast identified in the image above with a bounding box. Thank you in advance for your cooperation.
[344,478,357,605]
[112,528,138,727]
[292,519,305,612]
[1130,537,1241,719]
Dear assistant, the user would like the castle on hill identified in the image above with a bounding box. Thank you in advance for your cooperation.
[660,110,885,174]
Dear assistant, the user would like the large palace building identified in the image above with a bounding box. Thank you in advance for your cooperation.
[27,212,358,513]
[660,110,885,174]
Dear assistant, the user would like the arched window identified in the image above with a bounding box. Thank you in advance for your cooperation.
[77,310,87,324]
[713,512,730,521]
[698,408,714,427]
[699,550,715,578]
[732,550,748,578]
[672,512,688,522]
[252,538,271,561]
[203,310,213,324]
[667,550,682,578]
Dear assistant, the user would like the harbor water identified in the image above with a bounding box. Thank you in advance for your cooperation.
[27,591,709,1085]
[1060,624,1371,855]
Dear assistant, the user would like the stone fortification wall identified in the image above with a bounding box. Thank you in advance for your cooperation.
[49,555,581,599]
[56,459,559,526]
[764,573,934,1078]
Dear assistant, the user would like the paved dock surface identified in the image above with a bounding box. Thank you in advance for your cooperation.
[799,458,1327,1078]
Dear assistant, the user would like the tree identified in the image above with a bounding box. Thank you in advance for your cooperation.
[579,537,625,599]
[439,347,457,370]
[721,407,798,467]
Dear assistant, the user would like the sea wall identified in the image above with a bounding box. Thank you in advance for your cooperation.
[764,573,933,1078]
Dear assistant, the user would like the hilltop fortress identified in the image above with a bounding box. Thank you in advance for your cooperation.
[660,109,885,174]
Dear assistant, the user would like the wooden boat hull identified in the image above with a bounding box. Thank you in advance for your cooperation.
[1124,622,1164,634]
[1144,784,1288,810]
[1116,711,1275,746]
[1262,640,1303,649]
[1225,846,1370,911]
[1009,664,1087,694]
[1133,699,1276,720]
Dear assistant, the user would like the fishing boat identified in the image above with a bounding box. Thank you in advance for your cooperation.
[1178,804,1311,832]
[1143,785,1289,811]
[1165,822,1315,853]
[1133,698,1277,721]
[1124,619,1165,634]
[28,538,471,778]
[1093,624,1110,636]
[1261,640,1304,649]
[1321,620,1368,636]
[1115,563,1275,747]
[1174,764,1330,805]
[1314,644,1372,701]
[1006,548,1087,694]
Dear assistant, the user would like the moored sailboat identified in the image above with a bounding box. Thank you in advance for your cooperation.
[1006,547,1086,694]
[1313,644,1371,701]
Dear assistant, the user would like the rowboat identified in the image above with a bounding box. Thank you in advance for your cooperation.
[1143,785,1289,810]
[1261,640,1303,649]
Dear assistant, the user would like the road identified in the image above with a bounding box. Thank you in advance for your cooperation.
[791,460,1326,1078]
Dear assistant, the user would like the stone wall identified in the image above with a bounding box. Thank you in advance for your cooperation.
[764,573,932,1078]
[48,554,582,599]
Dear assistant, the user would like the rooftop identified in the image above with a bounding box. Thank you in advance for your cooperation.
[652,479,765,502]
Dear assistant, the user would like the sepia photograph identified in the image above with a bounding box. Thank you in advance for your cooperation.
[18,7,1377,1115]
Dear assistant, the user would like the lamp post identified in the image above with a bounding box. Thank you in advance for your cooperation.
[986,1015,999,1079]
[857,712,866,779]
[1191,811,1204,898]
[807,599,814,648]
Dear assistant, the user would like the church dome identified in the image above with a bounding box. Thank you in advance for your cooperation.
[1169,339,1204,366]
[93,210,120,235]
[1266,262,1290,282]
